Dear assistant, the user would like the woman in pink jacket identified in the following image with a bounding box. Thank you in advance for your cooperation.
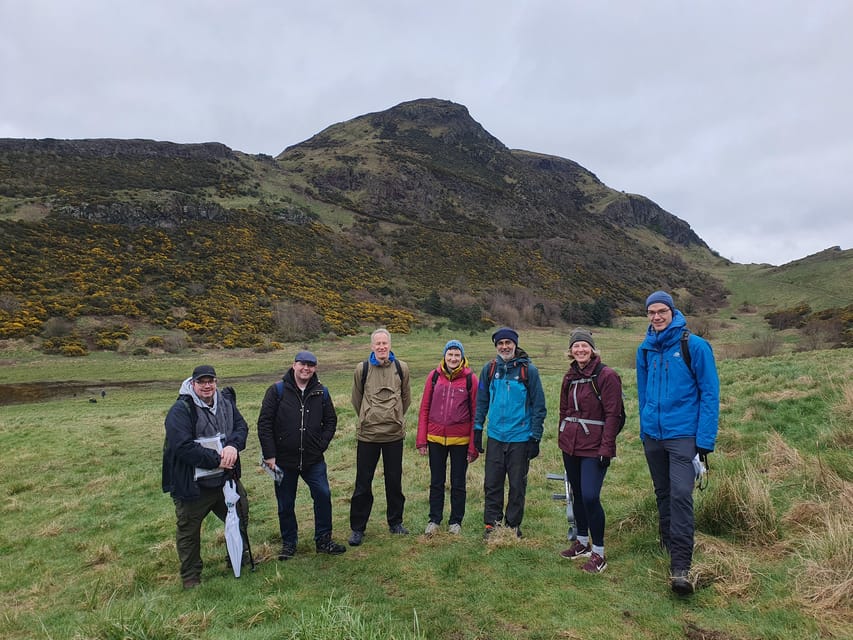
[417,340,479,535]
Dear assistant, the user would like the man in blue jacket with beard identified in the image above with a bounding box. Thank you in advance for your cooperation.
[474,327,547,540]
[637,291,719,596]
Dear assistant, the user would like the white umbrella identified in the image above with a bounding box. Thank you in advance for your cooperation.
[223,478,243,578]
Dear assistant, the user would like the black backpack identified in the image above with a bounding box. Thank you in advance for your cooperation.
[583,363,626,434]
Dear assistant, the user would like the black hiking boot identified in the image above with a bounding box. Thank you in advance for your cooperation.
[316,535,346,555]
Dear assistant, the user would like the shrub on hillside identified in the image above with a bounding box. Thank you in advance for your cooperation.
[95,337,119,351]
[60,343,88,357]
[273,301,323,341]
[690,317,712,339]
[560,297,614,327]
[42,317,75,338]
[163,334,188,353]
[765,303,811,330]
[253,340,284,353]
[41,335,88,356]
[738,332,781,358]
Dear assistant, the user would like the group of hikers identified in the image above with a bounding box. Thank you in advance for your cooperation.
[161,290,720,596]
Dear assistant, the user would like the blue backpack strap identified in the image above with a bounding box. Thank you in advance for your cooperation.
[275,380,284,401]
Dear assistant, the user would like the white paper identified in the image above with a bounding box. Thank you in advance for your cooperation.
[194,434,224,480]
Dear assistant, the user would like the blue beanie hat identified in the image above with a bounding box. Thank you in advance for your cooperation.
[444,339,465,358]
[491,327,519,346]
[645,290,675,311]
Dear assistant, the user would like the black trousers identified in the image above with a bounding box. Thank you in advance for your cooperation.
[349,439,405,532]
[427,441,469,525]
[643,436,696,572]
[563,453,608,546]
[483,438,529,528]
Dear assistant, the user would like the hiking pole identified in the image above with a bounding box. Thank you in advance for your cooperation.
[547,472,577,541]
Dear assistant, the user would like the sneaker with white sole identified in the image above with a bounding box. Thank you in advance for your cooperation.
[581,552,607,574]
[559,540,592,559]
[424,522,439,536]
[448,523,462,535]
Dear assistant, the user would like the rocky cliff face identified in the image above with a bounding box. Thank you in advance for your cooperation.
[59,197,233,227]
[0,138,235,160]
[601,193,706,247]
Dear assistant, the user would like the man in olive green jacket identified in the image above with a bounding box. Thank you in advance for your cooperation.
[348,328,411,546]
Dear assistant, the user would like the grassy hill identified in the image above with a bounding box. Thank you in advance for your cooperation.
[1,100,850,353]
[718,247,853,313]
[0,329,850,639]
[0,100,733,349]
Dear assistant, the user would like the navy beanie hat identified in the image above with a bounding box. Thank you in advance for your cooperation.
[491,327,519,346]
[645,290,675,311]
[444,339,465,358]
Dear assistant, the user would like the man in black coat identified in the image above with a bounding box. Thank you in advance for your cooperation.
[258,351,346,559]
[162,365,250,589]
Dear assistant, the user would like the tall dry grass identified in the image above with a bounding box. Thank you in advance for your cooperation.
[696,461,778,545]
[795,510,853,619]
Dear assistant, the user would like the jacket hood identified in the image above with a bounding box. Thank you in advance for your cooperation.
[439,356,470,379]
[369,351,398,366]
[643,310,688,350]
[511,346,531,363]
[178,376,219,413]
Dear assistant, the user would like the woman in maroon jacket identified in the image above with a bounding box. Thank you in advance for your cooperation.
[557,328,623,573]
[416,340,479,536]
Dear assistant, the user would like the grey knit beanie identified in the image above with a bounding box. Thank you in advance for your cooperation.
[569,328,595,350]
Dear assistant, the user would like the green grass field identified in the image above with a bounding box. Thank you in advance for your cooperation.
[1,326,850,639]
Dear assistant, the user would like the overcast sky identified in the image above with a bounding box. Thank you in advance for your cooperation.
[2,1,851,265]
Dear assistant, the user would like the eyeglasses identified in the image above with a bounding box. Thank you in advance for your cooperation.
[647,309,671,318]
[194,378,217,386]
